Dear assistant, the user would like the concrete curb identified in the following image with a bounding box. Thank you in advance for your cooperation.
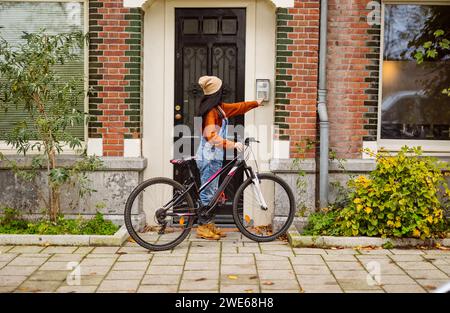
[287,227,450,248]
[0,225,129,246]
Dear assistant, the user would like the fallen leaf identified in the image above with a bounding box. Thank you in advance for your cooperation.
[249,276,258,280]
[244,215,251,224]
[179,217,185,226]
[227,275,238,280]
[244,289,254,293]
[116,251,127,255]
[262,281,274,285]
[195,278,207,282]
[127,237,136,243]
[424,284,436,290]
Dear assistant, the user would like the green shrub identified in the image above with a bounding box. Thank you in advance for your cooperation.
[337,146,449,239]
[0,209,118,235]
[303,209,340,236]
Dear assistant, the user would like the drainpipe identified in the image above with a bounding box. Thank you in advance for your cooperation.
[318,0,329,208]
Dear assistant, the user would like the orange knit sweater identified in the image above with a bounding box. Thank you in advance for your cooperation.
[202,101,259,150]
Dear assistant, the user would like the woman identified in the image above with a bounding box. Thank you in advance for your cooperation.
[195,75,263,240]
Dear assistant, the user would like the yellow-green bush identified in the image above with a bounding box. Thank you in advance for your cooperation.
[337,146,449,239]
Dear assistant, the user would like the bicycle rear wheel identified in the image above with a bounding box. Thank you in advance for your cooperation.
[124,177,195,251]
[232,173,295,242]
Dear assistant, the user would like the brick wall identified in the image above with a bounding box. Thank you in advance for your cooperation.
[88,0,143,157]
[327,0,381,158]
[274,1,320,159]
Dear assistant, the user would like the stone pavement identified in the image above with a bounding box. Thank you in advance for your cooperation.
[0,231,449,293]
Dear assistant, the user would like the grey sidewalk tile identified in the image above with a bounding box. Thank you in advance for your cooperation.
[184,261,219,271]
[9,246,44,254]
[265,251,295,258]
[333,270,369,280]
[40,261,75,271]
[49,254,84,262]
[396,261,438,270]
[423,250,450,255]
[0,266,38,276]
[220,284,259,293]
[382,284,426,293]
[260,244,292,251]
[56,285,97,293]
[293,248,326,255]
[389,249,424,255]
[17,280,61,292]
[260,280,300,290]
[0,253,18,262]
[73,247,94,254]
[0,275,28,287]
[79,266,112,276]
[28,270,69,282]
[117,246,150,254]
[345,290,385,293]
[80,258,116,266]
[405,269,448,280]
[302,284,343,293]
[338,279,384,291]
[112,261,149,271]
[257,260,292,269]
[105,270,145,280]
[222,256,255,265]
[8,257,49,266]
[182,270,219,280]
[389,254,425,262]
[91,247,120,254]
[151,256,186,266]
[0,262,7,269]
[220,274,259,285]
[179,279,219,291]
[262,289,303,293]
[0,286,18,292]
[237,247,261,254]
[322,254,357,262]
[221,264,257,275]
[258,269,296,280]
[78,275,105,286]
[0,246,13,253]
[97,279,140,292]
[435,264,450,275]
[292,265,331,275]
[325,249,359,255]
[255,254,287,261]
[296,274,337,285]
[118,254,153,262]
[187,253,220,261]
[378,275,416,285]
[416,279,450,292]
[85,253,119,259]
[141,274,181,285]
[221,247,238,254]
[357,249,392,255]
[289,255,324,265]
[137,285,178,293]
[41,247,78,254]
[147,265,183,275]
[326,261,365,271]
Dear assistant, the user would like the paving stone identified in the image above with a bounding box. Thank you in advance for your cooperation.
[137,285,178,293]
[0,262,7,269]
[79,258,117,267]
[56,285,97,293]
[416,279,450,292]
[17,280,61,292]
[221,264,257,275]
[112,261,149,271]
[79,275,105,286]
[184,261,219,271]
[357,249,392,255]
[0,246,12,253]
[382,284,426,293]
[258,269,296,280]
[105,270,145,280]
[0,253,17,262]
[255,254,287,261]
[237,247,261,254]
[261,289,303,293]
[325,249,359,255]
[49,254,84,262]
[116,246,150,254]
[265,251,295,258]
[423,250,450,255]
[289,255,324,265]
[378,275,416,285]
[326,261,365,271]
[40,261,75,271]
[322,254,357,262]
[91,247,120,254]
[0,275,27,286]
[118,254,153,262]
[257,260,292,270]
[28,270,69,282]
[220,274,259,285]
[97,279,140,292]
[41,247,78,254]
[0,286,18,292]
[9,246,45,254]
[345,289,385,293]
[389,254,426,262]
[435,265,450,275]
[296,274,337,285]
[73,247,94,254]
[396,261,438,270]
[302,285,343,293]
[292,265,331,275]
[79,266,112,276]
[339,279,384,291]
[222,256,255,265]
[141,274,181,285]
[0,266,38,276]
[151,256,185,266]
[187,254,220,262]
[221,247,238,254]
[333,270,369,280]
[220,284,259,293]
[147,265,183,275]
[179,279,219,291]
[293,248,326,255]
[182,270,219,280]
[85,253,119,259]
[405,269,448,280]
[260,280,300,290]
[260,244,292,251]
[389,249,424,255]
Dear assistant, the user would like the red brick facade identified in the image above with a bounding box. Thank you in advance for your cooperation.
[88,0,142,157]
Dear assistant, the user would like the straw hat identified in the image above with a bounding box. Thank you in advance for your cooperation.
[198,76,222,95]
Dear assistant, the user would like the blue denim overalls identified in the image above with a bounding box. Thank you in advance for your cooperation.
[195,110,228,206]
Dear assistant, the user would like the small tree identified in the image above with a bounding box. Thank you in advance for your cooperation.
[0,30,101,222]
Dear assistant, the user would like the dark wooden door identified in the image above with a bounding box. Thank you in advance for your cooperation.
[174,8,246,223]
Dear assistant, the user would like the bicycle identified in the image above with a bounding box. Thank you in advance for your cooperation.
[124,137,296,251]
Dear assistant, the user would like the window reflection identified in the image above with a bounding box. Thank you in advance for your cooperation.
[382,4,450,140]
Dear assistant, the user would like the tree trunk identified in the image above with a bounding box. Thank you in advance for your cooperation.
[48,147,60,222]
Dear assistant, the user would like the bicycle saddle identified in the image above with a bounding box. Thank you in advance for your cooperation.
[169,156,196,165]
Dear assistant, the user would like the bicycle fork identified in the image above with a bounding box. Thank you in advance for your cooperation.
[250,172,268,211]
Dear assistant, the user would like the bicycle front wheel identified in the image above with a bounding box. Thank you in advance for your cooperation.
[232,173,295,242]
[124,177,195,251]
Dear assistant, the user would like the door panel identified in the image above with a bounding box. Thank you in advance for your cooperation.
[174,8,246,223]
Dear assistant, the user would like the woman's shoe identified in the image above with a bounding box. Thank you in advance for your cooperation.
[196,224,220,240]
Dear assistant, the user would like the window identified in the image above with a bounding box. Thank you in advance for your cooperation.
[0,1,86,141]
[381,3,450,141]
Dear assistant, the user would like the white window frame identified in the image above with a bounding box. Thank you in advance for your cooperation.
[377,0,450,155]
[0,0,89,155]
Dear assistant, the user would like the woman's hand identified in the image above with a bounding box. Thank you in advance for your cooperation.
[256,98,264,106]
